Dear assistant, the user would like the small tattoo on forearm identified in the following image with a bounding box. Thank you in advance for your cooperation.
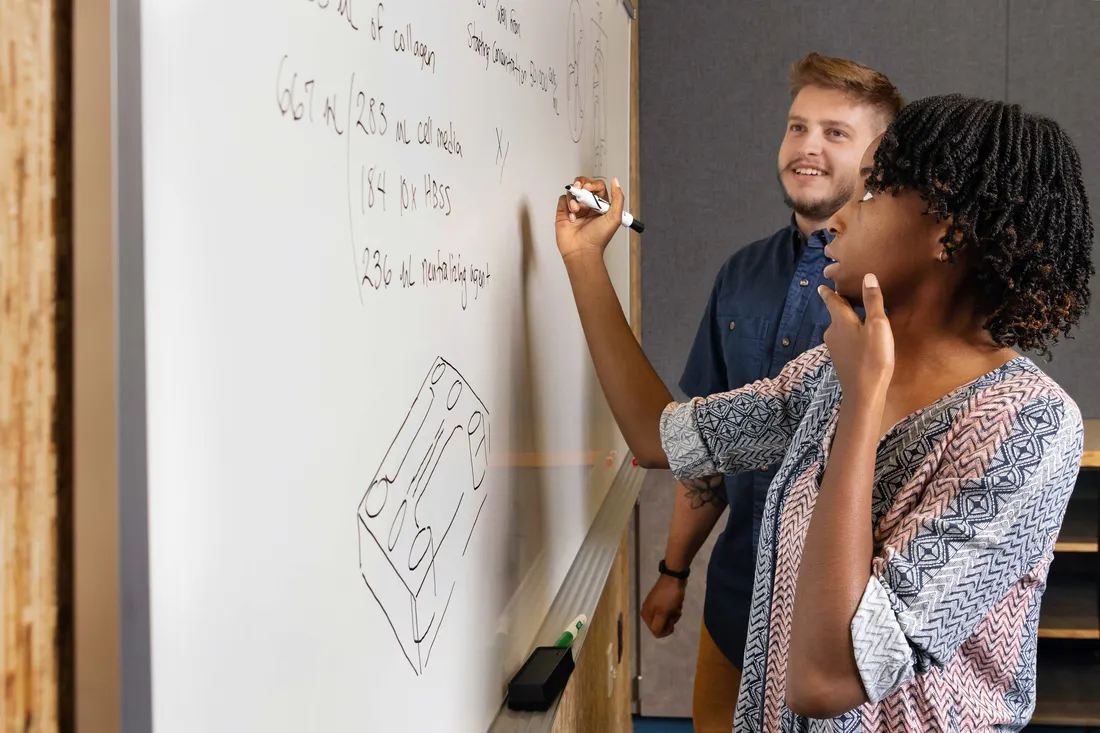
[682,475,727,509]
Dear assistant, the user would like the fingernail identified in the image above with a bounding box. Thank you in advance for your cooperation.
[574,180,581,188]
[613,177,620,188]
[865,273,879,288]
[569,213,576,222]
[817,285,827,296]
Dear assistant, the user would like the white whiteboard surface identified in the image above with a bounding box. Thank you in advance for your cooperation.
[133,0,631,731]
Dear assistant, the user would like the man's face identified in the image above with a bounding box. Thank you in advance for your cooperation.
[777,86,885,222]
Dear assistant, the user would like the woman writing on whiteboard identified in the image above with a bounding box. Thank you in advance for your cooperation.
[554,94,1093,730]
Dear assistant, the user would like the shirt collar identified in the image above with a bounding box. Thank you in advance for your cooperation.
[788,214,834,256]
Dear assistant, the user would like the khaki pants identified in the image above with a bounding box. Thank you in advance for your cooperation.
[692,619,742,733]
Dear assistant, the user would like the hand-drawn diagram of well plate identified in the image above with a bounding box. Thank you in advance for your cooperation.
[357,357,490,675]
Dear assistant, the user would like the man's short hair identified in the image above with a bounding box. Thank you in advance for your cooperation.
[789,52,904,124]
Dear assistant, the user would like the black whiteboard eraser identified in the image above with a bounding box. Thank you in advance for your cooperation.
[505,646,575,711]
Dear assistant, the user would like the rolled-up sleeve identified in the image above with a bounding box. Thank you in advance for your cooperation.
[850,394,1084,703]
[660,345,831,482]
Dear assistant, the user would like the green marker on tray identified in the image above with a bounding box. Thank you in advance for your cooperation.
[553,614,588,647]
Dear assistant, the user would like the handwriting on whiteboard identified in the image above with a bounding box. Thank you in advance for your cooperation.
[359,246,490,311]
[276,55,463,159]
[275,0,608,310]
[591,8,608,173]
[393,23,438,73]
[495,127,509,182]
[468,2,559,113]
[566,0,585,143]
[496,1,521,37]
[305,1,435,73]
[273,52,493,309]
[354,167,453,218]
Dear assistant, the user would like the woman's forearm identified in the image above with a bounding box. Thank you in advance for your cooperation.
[562,250,673,468]
[787,393,883,717]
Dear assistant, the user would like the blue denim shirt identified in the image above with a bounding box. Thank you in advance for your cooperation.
[678,216,836,668]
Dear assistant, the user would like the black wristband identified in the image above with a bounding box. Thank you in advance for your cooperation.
[658,558,690,580]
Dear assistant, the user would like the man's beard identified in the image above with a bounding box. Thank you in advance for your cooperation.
[777,170,855,221]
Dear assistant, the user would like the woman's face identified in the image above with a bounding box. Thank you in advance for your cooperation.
[822,135,949,306]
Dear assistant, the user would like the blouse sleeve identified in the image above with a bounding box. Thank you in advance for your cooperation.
[850,392,1084,703]
[659,345,831,482]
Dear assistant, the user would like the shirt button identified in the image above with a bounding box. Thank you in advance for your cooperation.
[800,278,810,287]
[761,464,769,471]
[782,337,791,347]
[729,321,736,330]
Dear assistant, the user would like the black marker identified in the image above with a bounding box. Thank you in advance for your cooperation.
[565,183,644,233]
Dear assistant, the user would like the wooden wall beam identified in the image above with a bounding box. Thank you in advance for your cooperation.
[1,0,74,730]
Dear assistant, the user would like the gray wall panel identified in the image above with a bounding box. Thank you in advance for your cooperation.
[1008,0,1100,416]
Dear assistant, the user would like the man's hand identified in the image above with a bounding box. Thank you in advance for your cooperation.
[555,176,624,262]
[641,574,687,638]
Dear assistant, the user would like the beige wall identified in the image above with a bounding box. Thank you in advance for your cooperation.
[74,0,120,729]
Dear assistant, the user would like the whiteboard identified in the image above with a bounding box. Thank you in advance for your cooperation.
[130,0,632,731]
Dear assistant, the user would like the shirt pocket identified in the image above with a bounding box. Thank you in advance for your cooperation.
[718,313,771,388]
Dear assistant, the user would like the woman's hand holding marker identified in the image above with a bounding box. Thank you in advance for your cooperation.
[555,176,641,263]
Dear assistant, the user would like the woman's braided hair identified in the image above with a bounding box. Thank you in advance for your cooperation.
[869,93,1094,358]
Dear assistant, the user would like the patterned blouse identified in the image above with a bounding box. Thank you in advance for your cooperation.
[660,345,1084,732]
